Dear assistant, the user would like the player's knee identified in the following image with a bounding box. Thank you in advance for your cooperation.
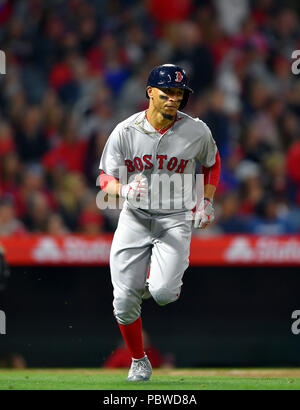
[113,294,141,325]
[151,287,180,306]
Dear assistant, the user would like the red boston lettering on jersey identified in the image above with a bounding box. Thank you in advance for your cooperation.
[167,157,178,171]
[125,155,188,172]
[143,154,153,169]
[176,159,189,173]
[125,159,135,172]
[156,155,167,169]
[134,157,143,171]
[175,71,183,82]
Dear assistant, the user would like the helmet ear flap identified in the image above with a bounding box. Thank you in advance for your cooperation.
[146,86,151,99]
[179,90,190,109]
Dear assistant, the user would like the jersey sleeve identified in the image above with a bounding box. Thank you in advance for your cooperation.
[196,121,218,167]
[99,124,125,179]
[202,149,221,187]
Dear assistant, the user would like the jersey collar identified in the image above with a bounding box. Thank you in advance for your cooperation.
[133,110,183,136]
[145,110,183,134]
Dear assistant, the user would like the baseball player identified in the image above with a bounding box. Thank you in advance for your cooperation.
[99,64,221,381]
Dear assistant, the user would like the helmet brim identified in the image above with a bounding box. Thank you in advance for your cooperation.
[146,85,194,98]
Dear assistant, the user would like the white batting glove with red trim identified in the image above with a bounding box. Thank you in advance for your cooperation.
[119,174,148,204]
[194,198,215,229]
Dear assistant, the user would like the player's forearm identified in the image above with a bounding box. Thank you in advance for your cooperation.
[202,149,220,203]
[104,179,121,196]
[100,171,121,196]
[204,184,216,202]
[202,150,220,177]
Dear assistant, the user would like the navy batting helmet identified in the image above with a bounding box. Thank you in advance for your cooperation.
[146,64,194,109]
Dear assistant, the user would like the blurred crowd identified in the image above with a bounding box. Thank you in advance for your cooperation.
[0,0,300,235]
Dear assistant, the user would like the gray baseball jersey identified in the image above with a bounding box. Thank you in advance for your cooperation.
[99,110,217,325]
[99,110,217,215]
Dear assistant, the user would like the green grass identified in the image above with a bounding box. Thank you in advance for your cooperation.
[0,369,300,390]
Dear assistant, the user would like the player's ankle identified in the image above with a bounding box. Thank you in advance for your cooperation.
[132,354,146,361]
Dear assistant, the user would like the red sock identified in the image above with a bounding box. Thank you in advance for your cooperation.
[118,317,145,360]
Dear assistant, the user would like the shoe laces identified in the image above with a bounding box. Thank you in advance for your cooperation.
[131,358,149,373]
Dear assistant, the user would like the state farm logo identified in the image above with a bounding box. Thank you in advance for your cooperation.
[33,238,62,261]
[225,237,254,262]
[32,237,111,263]
[225,237,300,263]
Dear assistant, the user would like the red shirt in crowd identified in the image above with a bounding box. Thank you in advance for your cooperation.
[287,140,300,204]
[42,140,88,173]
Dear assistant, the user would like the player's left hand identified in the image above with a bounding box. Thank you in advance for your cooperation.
[194,198,215,229]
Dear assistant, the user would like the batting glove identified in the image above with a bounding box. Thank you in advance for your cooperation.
[118,174,148,204]
[194,198,215,229]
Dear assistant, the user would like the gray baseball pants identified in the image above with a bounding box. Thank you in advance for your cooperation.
[110,203,192,324]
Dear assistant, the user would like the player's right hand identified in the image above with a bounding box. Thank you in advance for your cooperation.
[118,174,148,203]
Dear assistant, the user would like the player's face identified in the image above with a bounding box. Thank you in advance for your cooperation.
[148,87,184,118]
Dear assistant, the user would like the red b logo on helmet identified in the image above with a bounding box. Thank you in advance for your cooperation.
[175,71,183,82]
